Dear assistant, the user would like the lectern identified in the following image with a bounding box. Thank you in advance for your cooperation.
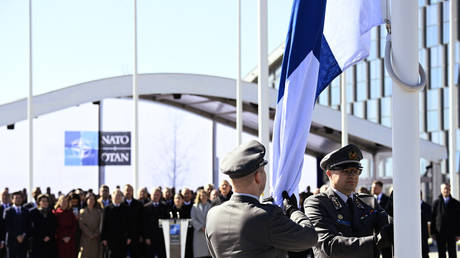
[159,218,191,258]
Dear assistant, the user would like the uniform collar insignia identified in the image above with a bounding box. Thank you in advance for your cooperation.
[331,195,343,210]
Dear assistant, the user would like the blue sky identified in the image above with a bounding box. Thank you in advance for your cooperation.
[0,0,321,193]
[0,0,292,104]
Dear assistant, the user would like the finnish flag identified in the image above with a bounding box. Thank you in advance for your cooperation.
[271,0,383,205]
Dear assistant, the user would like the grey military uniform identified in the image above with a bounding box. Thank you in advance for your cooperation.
[304,187,389,258]
[206,194,318,258]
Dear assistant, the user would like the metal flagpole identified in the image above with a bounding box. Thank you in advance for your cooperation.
[28,0,34,202]
[449,0,459,199]
[236,0,243,146]
[391,0,422,256]
[133,0,139,192]
[340,74,348,146]
[258,0,270,197]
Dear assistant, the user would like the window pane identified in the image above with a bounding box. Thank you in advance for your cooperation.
[330,78,340,106]
[381,97,391,127]
[353,102,365,119]
[367,99,378,123]
[318,88,329,106]
[370,59,382,99]
[426,4,439,47]
[356,63,368,101]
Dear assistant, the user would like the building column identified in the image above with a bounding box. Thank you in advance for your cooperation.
[212,121,219,187]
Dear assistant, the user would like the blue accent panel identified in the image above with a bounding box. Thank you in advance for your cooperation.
[315,35,342,99]
[277,0,327,102]
[65,131,98,166]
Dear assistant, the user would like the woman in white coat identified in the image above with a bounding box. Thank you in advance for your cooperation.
[190,189,212,258]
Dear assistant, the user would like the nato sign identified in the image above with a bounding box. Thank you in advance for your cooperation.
[65,131,131,166]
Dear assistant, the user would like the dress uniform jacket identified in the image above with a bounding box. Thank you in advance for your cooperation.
[205,194,317,258]
[304,187,389,258]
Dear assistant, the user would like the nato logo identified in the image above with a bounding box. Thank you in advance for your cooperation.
[65,131,98,166]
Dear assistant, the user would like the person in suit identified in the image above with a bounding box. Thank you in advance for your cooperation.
[431,183,460,258]
[122,184,143,258]
[208,190,220,208]
[304,144,393,258]
[181,188,194,258]
[190,189,211,258]
[0,190,11,258]
[4,191,30,258]
[161,188,173,210]
[78,193,102,258]
[206,140,318,257]
[420,191,432,258]
[97,185,111,210]
[29,194,57,258]
[53,195,78,258]
[22,187,41,211]
[137,187,151,205]
[217,180,233,203]
[371,181,390,212]
[371,180,391,258]
[143,187,168,258]
[101,190,130,258]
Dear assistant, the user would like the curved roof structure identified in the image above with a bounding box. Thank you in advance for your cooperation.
[0,73,446,161]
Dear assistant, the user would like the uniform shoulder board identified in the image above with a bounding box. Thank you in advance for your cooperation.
[262,196,274,204]
[356,193,377,209]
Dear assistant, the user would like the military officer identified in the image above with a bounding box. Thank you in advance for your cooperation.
[304,144,393,258]
[205,140,318,258]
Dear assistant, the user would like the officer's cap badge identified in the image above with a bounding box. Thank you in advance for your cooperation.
[349,151,358,160]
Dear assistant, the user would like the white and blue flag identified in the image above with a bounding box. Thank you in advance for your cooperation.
[271,0,383,205]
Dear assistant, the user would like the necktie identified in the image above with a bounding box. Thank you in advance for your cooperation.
[346,198,354,227]
[16,208,21,214]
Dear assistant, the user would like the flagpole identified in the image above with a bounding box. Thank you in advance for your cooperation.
[258,0,270,197]
[449,0,459,199]
[236,0,243,146]
[133,0,139,192]
[340,73,348,146]
[28,0,34,202]
[391,0,422,256]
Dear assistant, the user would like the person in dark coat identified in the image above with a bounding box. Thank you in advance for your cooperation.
[217,180,233,203]
[101,190,130,258]
[169,193,193,258]
[122,184,143,258]
[143,188,168,258]
[431,183,460,258]
[29,194,57,258]
[0,189,11,258]
[371,180,391,258]
[4,191,30,258]
[420,192,432,258]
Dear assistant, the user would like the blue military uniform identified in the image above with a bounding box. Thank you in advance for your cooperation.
[304,144,392,258]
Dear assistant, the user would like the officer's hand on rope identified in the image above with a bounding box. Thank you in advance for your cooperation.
[375,223,393,250]
[282,191,298,217]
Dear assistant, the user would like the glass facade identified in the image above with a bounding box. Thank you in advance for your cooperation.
[265,0,459,178]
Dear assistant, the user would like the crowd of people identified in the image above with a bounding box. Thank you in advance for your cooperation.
[0,181,235,258]
[0,173,459,257]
